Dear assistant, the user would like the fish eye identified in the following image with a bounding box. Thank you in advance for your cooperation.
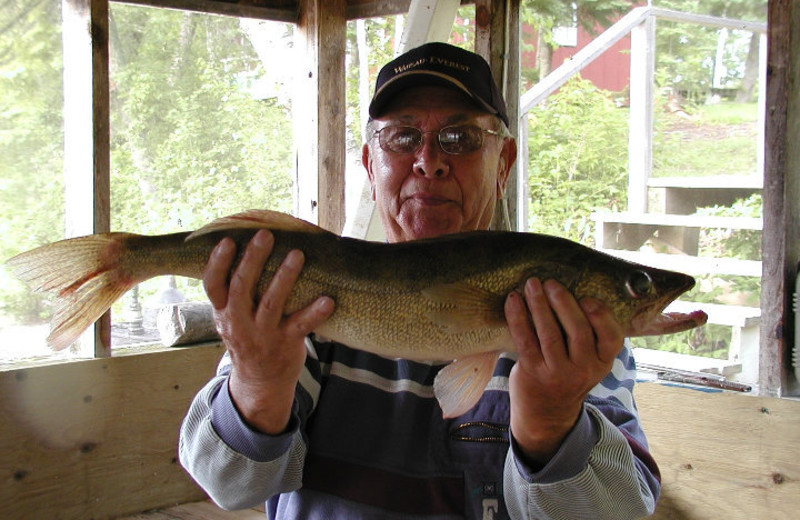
[626,270,653,299]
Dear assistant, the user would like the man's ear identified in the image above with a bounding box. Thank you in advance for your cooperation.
[362,143,377,201]
[496,138,517,197]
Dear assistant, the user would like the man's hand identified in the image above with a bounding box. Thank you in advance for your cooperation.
[505,278,624,468]
[204,229,335,435]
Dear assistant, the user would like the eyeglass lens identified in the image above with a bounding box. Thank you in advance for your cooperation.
[377,125,486,155]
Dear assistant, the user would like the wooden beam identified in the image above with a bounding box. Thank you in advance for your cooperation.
[117,0,299,21]
[475,0,520,231]
[761,0,800,395]
[294,0,347,232]
[504,0,520,231]
[62,0,112,357]
[346,0,412,20]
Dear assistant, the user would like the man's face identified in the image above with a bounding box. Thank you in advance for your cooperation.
[362,86,516,243]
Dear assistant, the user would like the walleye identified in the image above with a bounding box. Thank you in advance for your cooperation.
[6,209,707,417]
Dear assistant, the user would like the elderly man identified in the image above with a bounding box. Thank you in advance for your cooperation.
[179,42,660,519]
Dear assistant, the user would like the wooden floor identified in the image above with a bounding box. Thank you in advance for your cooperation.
[118,500,265,519]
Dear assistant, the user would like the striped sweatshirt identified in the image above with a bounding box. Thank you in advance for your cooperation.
[179,338,660,519]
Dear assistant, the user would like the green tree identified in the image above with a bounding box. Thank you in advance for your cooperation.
[526,77,629,243]
[109,6,294,235]
[653,0,766,101]
[0,1,64,322]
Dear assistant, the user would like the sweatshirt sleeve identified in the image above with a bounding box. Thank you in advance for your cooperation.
[178,338,321,510]
[503,342,661,520]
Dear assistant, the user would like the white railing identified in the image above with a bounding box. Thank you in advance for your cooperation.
[516,6,767,229]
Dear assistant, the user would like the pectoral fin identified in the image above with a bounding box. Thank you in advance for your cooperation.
[434,351,501,418]
[422,283,506,333]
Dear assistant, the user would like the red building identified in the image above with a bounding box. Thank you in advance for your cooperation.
[521,22,632,93]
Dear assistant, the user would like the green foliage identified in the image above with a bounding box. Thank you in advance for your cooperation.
[697,194,762,261]
[1,4,296,325]
[0,1,65,259]
[526,77,629,243]
[652,0,766,99]
[0,1,65,325]
[109,6,294,234]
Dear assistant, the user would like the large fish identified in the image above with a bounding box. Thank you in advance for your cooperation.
[6,209,707,417]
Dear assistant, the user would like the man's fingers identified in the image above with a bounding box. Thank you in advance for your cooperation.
[505,291,543,363]
[285,296,336,338]
[541,280,595,362]
[524,278,568,366]
[227,230,274,312]
[580,297,624,363]
[203,237,237,310]
[254,248,305,329]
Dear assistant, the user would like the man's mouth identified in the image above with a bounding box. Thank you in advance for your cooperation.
[409,193,452,206]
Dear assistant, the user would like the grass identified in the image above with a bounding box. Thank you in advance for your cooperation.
[652,101,759,178]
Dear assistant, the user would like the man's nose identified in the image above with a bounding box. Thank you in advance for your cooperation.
[413,133,450,178]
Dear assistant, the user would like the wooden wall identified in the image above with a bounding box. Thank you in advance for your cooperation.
[1,345,224,520]
[2,346,800,520]
[640,384,800,520]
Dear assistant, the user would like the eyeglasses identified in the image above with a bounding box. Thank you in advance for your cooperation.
[371,124,503,155]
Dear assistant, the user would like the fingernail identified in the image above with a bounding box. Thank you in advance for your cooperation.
[525,278,543,297]
[253,229,272,247]
[214,238,234,257]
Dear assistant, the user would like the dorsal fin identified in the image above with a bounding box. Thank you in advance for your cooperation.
[186,209,325,240]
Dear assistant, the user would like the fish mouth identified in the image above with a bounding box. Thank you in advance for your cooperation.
[628,309,709,337]
[626,270,708,337]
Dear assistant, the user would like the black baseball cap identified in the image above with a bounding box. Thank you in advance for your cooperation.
[368,42,509,127]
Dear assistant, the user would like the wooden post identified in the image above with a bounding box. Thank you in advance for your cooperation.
[62,0,111,357]
[627,14,655,215]
[505,0,521,231]
[475,0,520,231]
[760,0,800,396]
[295,0,346,233]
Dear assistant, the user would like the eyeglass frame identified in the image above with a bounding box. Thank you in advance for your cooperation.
[369,124,505,156]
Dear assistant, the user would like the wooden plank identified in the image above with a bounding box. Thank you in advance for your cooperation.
[592,212,763,230]
[760,0,800,396]
[636,383,800,519]
[647,175,763,190]
[62,0,112,358]
[475,0,513,231]
[117,500,266,519]
[119,0,299,22]
[346,0,413,20]
[504,0,521,231]
[0,345,225,520]
[294,0,347,233]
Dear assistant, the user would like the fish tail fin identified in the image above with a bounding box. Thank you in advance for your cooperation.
[6,233,141,350]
